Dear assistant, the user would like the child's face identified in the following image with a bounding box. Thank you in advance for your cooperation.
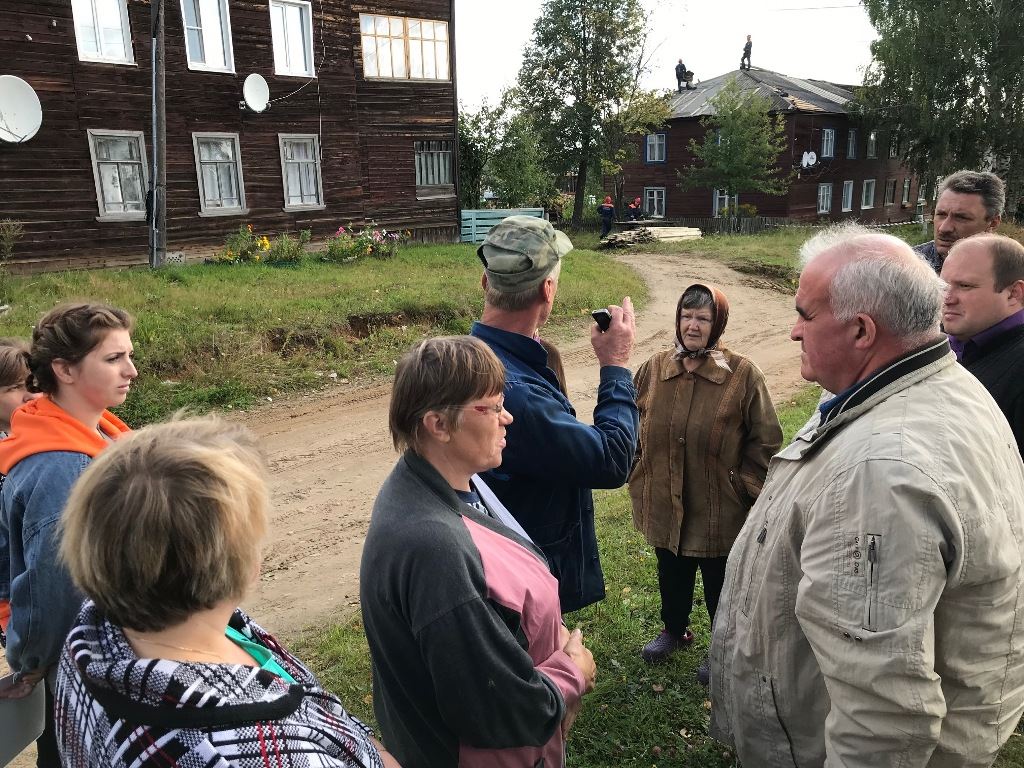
[0,381,40,432]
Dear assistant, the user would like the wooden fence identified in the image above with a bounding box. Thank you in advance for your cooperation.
[460,208,545,243]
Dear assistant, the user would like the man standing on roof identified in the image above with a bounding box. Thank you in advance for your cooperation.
[675,59,693,92]
[740,35,752,70]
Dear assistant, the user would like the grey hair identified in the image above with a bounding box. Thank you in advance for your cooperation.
[681,286,714,310]
[484,259,562,312]
[937,170,1005,220]
[800,223,944,347]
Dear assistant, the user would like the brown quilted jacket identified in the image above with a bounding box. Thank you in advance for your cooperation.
[628,347,782,557]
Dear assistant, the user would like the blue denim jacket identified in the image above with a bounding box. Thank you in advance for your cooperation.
[471,322,638,612]
[0,450,89,673]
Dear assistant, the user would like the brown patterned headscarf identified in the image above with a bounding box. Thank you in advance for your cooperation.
[675,282,730,357]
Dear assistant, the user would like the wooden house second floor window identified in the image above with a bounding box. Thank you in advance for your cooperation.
[645,134,666,163]
[192,133,247,215]
[270,0,315,77]
[72,0,135,64]
[180,0,234,73]
[821,129,835,158]
[415,140,454,198]
[360,15,450,81]
[846,129,857,159]
[87,129,148,221]
[866,130,878,159]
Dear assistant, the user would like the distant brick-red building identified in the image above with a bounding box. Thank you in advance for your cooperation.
[618,67,922,224]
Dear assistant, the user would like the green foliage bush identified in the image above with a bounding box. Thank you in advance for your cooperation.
[212,225,311,265]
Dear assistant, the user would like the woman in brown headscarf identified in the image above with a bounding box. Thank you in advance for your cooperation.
[628,283,782,682]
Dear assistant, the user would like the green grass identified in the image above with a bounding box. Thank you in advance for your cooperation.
[0,244,645,426]
[293,385,1022,766]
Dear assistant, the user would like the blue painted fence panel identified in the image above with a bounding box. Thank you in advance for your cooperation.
[460,208,545,243]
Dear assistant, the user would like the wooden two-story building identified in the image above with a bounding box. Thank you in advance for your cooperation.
[0,1,458,270]
[619,67,921,224]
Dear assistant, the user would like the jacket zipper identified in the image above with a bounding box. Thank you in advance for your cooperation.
[742,521,769,615]
[864,534,879,631]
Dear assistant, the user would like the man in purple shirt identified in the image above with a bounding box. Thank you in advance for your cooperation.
[941,233,1024,456]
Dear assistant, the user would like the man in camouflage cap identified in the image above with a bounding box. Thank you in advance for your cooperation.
[471,215,638,612]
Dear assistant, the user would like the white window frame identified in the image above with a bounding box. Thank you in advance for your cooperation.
[889,134,899,158]
[179,0,235,73]
[817,183,833,214]
[846,129,857,159]
[902,178,912,205]
[643,187,666,218]
[841,180,854,212]
[821,128,835,159]
[72,0,136,65]
[414,139,455,199]
[712,189,738,217]
[866,130,877,159]
[192,132,248,216]
[645,134,666,163]
[269,0,315,78]
[359,14,451,82]
[278,134,324,211]
[884,178,897,206]
[86,129,149,222]
[861,178,876,209]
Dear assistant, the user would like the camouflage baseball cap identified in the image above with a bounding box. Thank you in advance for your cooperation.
[477,215,573,293]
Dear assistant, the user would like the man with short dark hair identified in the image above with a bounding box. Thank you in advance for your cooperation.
[915,170,1004,272]
[941,233,1024,455]
[711,224,1024,766]
[740,35,752,70]
[470,216,639,612]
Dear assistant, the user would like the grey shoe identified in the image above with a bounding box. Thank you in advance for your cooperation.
[696,655,711,686]
[641,628,694,664]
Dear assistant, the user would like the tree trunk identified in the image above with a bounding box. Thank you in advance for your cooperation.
[572,138,591,230]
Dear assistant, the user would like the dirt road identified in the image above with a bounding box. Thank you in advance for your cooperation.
[243,251,805,633]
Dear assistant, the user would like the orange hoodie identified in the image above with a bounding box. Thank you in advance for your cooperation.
[0,396,131,632]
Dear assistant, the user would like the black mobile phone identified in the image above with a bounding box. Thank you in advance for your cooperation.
[591,308,612,332]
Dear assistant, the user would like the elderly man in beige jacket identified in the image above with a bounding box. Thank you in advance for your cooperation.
[710,223,1024,767]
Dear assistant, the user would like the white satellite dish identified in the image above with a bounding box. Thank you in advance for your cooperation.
[801,150,818,168]
[241,73,270,113]
[0,75,43,143]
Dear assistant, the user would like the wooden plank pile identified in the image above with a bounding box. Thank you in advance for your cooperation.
[601,226,702,248]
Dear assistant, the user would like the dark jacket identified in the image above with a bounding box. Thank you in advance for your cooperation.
[914,240,942,273]
[597,203,615,221]
[360,452,586,768]
[960,323,1024,457]
[56,604,383,768]
[471,322,638,612]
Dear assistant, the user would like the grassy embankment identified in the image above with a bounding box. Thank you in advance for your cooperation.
[0,243,644,427]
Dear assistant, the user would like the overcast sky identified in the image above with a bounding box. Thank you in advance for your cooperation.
[454,0,879,109]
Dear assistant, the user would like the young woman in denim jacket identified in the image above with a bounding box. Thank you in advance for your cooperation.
[0,304,135,766]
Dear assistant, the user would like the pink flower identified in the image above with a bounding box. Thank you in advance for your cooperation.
[336,226,346,236]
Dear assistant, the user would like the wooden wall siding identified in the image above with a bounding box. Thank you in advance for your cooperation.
[0,0,457,270]
[616,112,919,224]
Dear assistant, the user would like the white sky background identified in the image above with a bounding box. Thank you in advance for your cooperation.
[454,1,880,109]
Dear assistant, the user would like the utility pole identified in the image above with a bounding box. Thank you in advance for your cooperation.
[149,0,167,268]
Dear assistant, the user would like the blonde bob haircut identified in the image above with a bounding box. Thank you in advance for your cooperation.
[60,417,269,632]
[389,336,505,452]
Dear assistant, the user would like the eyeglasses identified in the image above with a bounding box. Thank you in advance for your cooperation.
[449,402,505,415]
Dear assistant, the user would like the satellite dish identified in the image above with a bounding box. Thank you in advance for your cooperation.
[801,150,818,168]
[0,75,43,143]
[242,74,270,113]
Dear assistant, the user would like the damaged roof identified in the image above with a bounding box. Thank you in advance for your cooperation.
[668,67,854,119]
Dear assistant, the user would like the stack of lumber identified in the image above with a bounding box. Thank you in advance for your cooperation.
[601,226,702,248]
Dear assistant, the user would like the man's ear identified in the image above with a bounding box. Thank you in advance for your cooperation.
[986,215,1002,232]
[421,410,451,443]
[852,313,878,349]
[541,276,557,304]
[51,358,75,386]
[481,273,489,291]
[1007,278,1024,308]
